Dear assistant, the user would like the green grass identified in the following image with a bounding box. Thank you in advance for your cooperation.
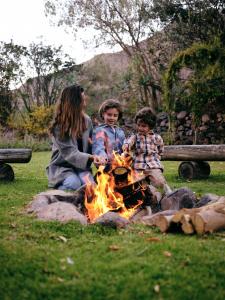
[0,152,225,300]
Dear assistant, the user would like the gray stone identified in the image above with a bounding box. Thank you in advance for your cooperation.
[156,112,168,120]
[178,125,184,131]
[201,114,210,123]
[160,120,167,127]
[129,208,149,223]
[160,187,196,211]
[199,125,208,131]
[217,126,224,132]
[177,111,187,120]
[94,211,130,228]
[36,202,88,224]
[27,195,52,213]
[195,193,220,208]
[32,188,86,212]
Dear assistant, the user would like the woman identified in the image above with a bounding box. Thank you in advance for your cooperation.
[46,84,103,190]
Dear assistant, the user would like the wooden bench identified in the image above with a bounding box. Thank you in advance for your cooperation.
[162,144,225,180]
[0,149,32,181]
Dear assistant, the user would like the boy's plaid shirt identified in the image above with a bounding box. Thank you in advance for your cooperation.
[123,131,164,170]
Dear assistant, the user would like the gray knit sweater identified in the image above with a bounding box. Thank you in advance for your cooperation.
[46,115,93,188]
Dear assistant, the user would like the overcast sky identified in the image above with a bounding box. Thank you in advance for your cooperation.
[0,0,116,64]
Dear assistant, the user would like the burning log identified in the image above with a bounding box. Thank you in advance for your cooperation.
[85,156,152,223]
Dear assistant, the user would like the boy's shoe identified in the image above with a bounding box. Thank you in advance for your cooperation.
[145,205,152,216]
[163,183,173,195]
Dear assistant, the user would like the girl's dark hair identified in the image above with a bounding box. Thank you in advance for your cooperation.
[98,99,123,120]
[135,107,156,128]
[49,84,86,138]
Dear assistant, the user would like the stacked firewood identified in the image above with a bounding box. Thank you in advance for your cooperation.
[142,196,225,235]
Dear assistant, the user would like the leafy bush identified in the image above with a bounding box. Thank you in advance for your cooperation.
[163,40,225,124]
[8,105,55,138]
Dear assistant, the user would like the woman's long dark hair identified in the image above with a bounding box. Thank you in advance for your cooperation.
[50,85,87,138]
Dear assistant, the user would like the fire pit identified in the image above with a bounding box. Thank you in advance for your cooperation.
[84,155,153,222]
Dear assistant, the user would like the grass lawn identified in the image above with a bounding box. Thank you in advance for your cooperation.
[0,152,225,300]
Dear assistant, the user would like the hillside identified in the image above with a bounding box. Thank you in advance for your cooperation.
[14,30,176,115]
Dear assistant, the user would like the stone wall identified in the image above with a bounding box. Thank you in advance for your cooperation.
[156,111,225,145]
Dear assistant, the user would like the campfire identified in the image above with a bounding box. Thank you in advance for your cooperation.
[29,150,225,234]
[84,152,148,222]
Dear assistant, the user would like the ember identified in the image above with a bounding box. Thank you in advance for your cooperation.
[84,152,147,222]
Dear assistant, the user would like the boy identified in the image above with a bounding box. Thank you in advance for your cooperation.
[92,99,125,169]
[123,107,171,211]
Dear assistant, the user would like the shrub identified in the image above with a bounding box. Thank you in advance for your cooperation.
[8,105,55,139]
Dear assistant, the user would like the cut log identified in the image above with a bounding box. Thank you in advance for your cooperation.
[141,210,177,226]
[0,148,32,163]
[171,197,225,234]
[180,214,195,234]
[154,215,174,232]
[162,144,225,161]
[191,209,225,234]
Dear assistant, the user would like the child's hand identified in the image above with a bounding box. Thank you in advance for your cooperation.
[121,151,133,165]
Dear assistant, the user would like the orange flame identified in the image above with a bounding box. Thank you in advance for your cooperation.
[84,152,144,223]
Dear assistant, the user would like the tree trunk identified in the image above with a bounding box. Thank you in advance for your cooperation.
[162,145,225,161]
[0,149,32,163]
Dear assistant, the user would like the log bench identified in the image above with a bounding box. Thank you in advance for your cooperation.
[0,149,32,181]
[162,144,225,180]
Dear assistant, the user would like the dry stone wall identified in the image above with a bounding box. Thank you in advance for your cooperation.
[122,111,225,145]
[155,111,225,145]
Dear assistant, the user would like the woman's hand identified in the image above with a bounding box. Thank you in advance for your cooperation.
[93,155,108,166]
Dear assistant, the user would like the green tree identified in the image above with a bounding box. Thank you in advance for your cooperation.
[16,42,75,111]
[163,40,225,143]
[151,0,225,48]
[0,41,26,126]
[44,0,169,112]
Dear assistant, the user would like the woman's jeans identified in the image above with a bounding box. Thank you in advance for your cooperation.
[58,171,94,191]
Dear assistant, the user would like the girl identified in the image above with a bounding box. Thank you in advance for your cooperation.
[92,99,125,168]
[47,84,104,190]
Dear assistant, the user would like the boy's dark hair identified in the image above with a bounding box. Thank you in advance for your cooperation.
[99,99,123,120]
[135,107,156,128]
